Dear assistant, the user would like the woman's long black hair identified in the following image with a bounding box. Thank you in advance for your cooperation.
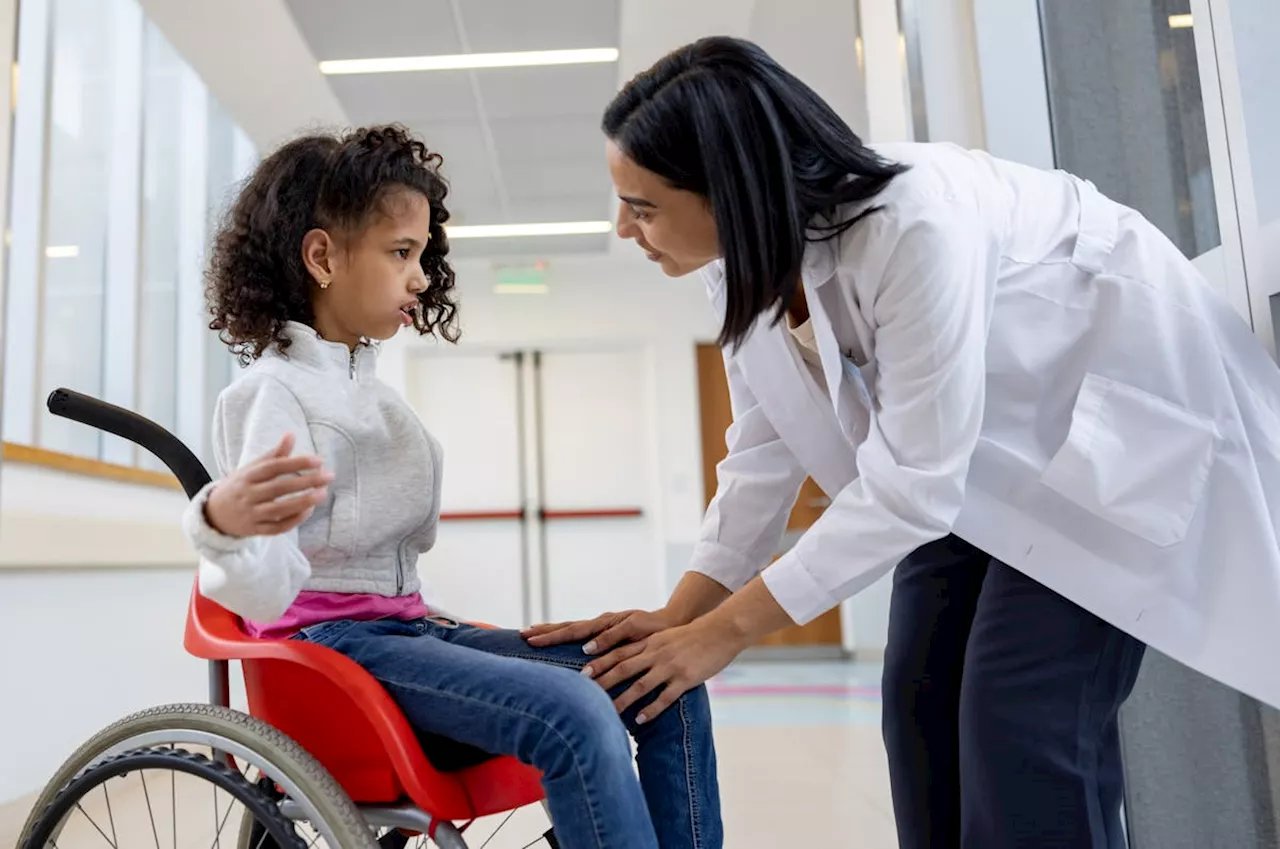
[603,36,908,349]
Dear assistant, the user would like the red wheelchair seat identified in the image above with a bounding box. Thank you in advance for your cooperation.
[183,586,546,821]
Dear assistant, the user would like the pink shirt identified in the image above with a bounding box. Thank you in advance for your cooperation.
[245,591,431,640]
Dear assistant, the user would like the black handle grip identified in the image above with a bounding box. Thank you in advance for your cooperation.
[46,388,212,499]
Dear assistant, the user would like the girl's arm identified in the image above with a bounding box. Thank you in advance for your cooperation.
[183,377,330,623]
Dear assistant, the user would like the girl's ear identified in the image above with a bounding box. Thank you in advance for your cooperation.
[301,228,337,288]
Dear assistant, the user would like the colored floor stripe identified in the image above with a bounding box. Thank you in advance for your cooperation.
[709,684,881,698]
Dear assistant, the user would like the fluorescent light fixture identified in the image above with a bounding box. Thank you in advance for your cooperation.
[447,221,612,240]
[1169,13,1193,28]
[45,245,79,259]
[320,48,619,76]
[494,283,550,295]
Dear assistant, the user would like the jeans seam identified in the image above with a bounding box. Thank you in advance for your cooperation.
[482,651,585,671]
[376,673,611,849]
[680,693,701,848]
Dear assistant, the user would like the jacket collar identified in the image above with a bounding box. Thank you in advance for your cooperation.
[272,321,379,383]
[698,230,840,297]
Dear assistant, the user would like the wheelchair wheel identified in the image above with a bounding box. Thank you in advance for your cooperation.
[17,703,376,849]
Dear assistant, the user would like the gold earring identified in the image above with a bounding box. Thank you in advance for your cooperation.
[318,278,330,290]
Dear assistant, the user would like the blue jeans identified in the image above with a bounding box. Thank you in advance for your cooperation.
[297,616,722,849]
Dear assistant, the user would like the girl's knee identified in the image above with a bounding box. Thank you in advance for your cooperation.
[547,667,629,741]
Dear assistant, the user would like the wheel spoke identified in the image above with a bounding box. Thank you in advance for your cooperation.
[210,788,237,849]
[103,782,119,846]
[73,802,118,848]
[140,770,162,849]
[478,811,516,849]
[212,784,222,849]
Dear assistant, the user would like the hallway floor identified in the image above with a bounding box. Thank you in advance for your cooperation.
[0,660,896,848]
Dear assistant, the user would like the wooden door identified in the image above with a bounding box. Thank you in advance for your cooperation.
[695,344,843,647]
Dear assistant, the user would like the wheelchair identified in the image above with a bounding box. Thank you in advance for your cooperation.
[17,389,557,849]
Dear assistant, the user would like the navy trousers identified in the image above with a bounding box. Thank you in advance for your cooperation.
[882,535,1147,849]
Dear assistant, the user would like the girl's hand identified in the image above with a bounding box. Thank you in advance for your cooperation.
[205,433,332,538]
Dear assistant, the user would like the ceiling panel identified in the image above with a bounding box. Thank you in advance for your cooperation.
[476,64,618,121]
[327,75,480,124]
[448,233,610,260]
[284,0,461,61]
[501,160,609,200]
[286,0,622,257]
[458,0,618,53]
[488,116,605,164]
[504,194,613,223]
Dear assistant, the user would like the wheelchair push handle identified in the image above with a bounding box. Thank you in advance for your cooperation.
[46,387,212,499]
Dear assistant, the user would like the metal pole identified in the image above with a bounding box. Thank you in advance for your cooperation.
[531,350,551,623]
[503,350,533,627]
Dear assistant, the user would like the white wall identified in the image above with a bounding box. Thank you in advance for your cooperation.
[387,256,720,601]
[0,465,205,802]
[134,0,346,150]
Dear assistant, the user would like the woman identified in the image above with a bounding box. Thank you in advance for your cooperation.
[524,36,1280,848]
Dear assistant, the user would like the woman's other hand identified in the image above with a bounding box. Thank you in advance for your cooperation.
[590,616,750,723]
[521,608,677,654]
[205,433,332,538]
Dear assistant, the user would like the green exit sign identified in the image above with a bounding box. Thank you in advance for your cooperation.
[493,262,549,294]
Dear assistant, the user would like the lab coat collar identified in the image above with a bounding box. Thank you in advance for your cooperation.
[695,222,841,296]
[801,232,840,290]
[703,264,861,497]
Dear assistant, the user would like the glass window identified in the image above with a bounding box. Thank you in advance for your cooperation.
[1038,0,1220,261]
[137,23,185,449]
[2,0,257,467]
[36,0,135,457]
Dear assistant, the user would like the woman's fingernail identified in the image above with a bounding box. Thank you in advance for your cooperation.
[583,641,597,655]
[636,713,648,725]
[581,666,594,678]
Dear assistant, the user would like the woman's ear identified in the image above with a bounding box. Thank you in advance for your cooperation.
[301,228,336,288]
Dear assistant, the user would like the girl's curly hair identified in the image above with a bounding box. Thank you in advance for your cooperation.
[207,124,460,365]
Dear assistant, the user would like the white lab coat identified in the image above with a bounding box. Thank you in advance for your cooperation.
[692,141,1280,709]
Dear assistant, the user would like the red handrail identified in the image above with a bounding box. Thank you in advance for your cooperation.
[540,508,643,520]
[439,510,525,522]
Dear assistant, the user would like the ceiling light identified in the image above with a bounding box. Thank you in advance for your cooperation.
[447,221,612,240]
[45,245,79,259]
[319,48,619,76]
[1168,13,1193,28]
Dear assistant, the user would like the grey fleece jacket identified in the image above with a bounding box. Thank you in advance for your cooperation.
[182,322,443,623]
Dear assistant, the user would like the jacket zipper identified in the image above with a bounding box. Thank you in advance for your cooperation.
[349,348,356,380]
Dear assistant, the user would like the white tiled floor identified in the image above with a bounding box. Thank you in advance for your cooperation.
[0,660,896,848]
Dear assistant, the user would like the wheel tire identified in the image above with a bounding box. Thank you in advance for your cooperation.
[22,746,304,849]
[17,703,377,849]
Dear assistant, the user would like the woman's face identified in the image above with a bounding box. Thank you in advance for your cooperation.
[606,140,720,277]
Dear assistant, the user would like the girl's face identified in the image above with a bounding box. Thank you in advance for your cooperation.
[606,140,720,277]
[303,188,433,348]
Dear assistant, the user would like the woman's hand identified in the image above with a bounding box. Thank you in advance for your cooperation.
[521,608,676,654]
[584,578,798,721]
[588,616,752,723]
[205,433,333,538]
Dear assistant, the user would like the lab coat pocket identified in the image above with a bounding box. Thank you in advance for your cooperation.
[1041,373,1218,547]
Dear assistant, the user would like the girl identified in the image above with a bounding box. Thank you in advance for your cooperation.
[182,125,721,849]
[525,36,1280,849]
